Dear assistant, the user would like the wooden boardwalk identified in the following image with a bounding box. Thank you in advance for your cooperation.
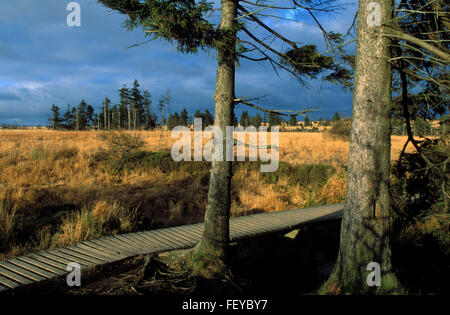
[0,203,343,293]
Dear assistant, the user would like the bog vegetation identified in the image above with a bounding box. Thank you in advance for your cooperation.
[0,129,419,259]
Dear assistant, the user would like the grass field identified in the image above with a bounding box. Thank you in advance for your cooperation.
[0,129,415,259]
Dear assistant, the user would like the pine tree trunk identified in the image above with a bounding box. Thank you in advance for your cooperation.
[104,98,107,131]
[76,108,79,131]
[133,106,136,130]
[191,0,236,278]
[324,0,400,294]
[128,107,131,131]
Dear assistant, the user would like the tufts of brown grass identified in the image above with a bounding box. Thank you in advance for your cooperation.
[0,129,415,257]
[0,190,19,247]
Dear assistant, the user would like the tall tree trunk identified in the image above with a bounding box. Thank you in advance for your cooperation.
[191,0,236,278]
[128,106,131,131]
[76,108,79,131]
[104,98,107,131]
[324,0,400,294]
[133,106,136,130]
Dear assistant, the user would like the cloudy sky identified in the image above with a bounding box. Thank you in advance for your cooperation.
[0,0,357,126]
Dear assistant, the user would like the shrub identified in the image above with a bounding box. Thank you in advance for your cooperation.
[97,131,146,174]
[98,131,145,156]
[328,119,351,141]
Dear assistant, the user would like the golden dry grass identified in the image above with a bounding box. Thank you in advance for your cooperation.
[0,129,415,257]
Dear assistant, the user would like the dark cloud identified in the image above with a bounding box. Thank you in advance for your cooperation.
[0,0,357,125]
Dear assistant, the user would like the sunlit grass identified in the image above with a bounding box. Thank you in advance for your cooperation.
[0,129,415,258]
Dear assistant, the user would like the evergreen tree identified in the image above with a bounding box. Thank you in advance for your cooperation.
[49,104,62,130]
[131,79,144,129]
[63,104,74,130]
[72,106,79,131]
[167,112,180,130]
[78,99,89,130]
[268,111,282,126]
[98,0,345,279]
[332,112,341,122]
[254,113,262,127]
[143,90,156,129]
[325,0,400,293]
[164,90,171,119]
[304,115,311,127]
[86,104,94,128]
[159,96,166,125]
[203,109,214,127]
[103,97,111,130]
[289,115,297,127]
[119,85,131,130]
[179,108,189,126]
[240,110,250,127]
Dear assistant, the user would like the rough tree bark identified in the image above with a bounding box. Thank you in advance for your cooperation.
[191,0,236,278]
[324,0,401,294]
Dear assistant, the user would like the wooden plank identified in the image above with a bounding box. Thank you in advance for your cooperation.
[82,240,131,258]
[176,225,203,239]
[238,216,279,230]
[124,233,160,251]
[4,258,56,279]
[183,223,204,234]
[253,214,289,227]
[235,217,272,232]
[89,238,138,256]
[129,232,161,248]
[46,249,96,267]
[102,236,142,254]
[15,256,65,276]
[0,274,21,289]
[114,234,150,252]
[248,216,289,232]
[28,253,68,271]
[56,248,106,265]
[162,227,196,245]
[229,225,251,238]
[134,232,171,250]
[150,230,185,248]
[166,227,198,244]
[230,219,252,232]
[230,219,258,233]
[66,245,118,263]
[36,251,90,268]
[0,265,34,285]
[142,231,179,250]
[154,229,188,248]
[110,234,142,249]
[0,261,47,282]
[76,242,125,260]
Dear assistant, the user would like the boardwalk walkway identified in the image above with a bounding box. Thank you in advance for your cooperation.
[0,203,343,293]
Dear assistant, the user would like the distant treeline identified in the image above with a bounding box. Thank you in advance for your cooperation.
[46,80,349,132]
[48,79,158,131]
